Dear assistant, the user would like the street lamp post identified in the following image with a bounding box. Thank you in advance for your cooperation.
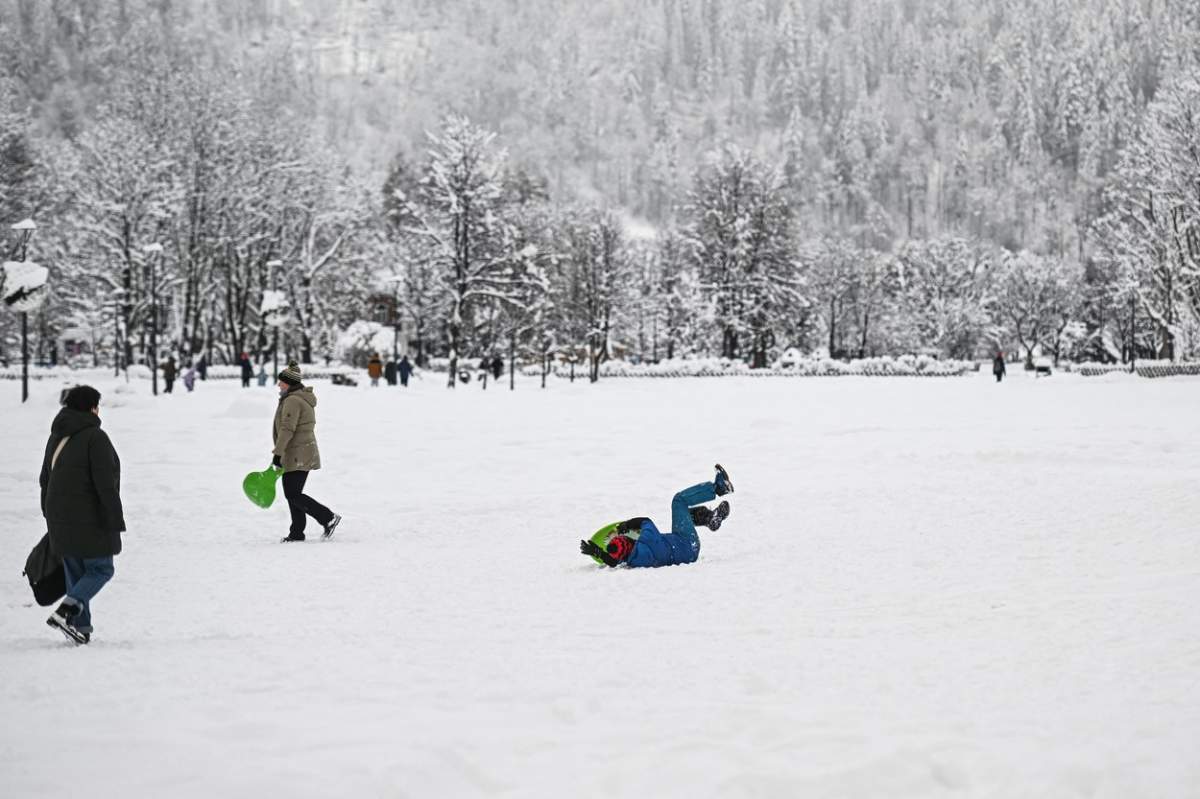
[143,243,163,396]
[112,288,124,377]
[267,260,283,377]
[10,219,37,403]
[383,273,403,363]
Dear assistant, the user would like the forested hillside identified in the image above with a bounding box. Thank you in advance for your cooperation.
[2,0,1199,378]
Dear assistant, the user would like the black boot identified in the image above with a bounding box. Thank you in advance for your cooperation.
[322,513,342,540]
[714,463,734,495]
[707,500,731,531]
[280,533,306,543]
[689,501,731,531]
[46,599,89,644]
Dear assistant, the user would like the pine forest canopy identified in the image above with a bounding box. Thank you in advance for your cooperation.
[0,0,1199,380]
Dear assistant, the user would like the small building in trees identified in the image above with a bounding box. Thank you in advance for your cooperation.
[367,292,417,358]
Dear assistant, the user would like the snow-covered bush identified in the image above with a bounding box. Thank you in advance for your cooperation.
[192,364,355,381]
[1135,361,1200,378]
[1067,362,1132,377]
[1059,360,1200,378]
[335,321,395,367]
[536,355,977,378]
[0,363,354,382]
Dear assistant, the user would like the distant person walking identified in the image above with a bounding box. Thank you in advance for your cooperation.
[273,362,341,543]
[992,352,1007,383]
[183,365,197,392]
[257,364,269,387]
[41,385,125,645]
[398,355,413,387]
[196,354,208,381]
[161,356,177,394]
[367,353,383,387]
[490,356,504,382]
[384,358,398,386]
[239,352,253,388]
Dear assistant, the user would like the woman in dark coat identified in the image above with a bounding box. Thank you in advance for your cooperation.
[41,385,125,644]
[239,352,254,388]
[992,352,1007,383]
[161,356,177,393]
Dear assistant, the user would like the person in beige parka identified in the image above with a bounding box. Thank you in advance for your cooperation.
[273,362,341,542]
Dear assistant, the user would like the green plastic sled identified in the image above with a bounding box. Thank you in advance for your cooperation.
[243,466,283,509]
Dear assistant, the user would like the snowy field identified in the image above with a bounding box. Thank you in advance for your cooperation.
[2,370,1199,798]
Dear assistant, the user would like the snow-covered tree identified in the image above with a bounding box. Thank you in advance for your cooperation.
[405,115,519,388]
[687,145,799,366]
[1096,69,1200,360]
[563,209,629,383]
[70,104,179,370]
[892,238,994,359]
[654,229,701,360]
[806,238,867,358]
[996,251,1081,368]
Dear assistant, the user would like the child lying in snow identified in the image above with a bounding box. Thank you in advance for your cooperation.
[580,465,734,568]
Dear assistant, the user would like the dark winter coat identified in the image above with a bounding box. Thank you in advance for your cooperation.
[272,387,321,472]
[398,358,413,379]
[992,356,1006,376]
[162,359,178,381]
[240,357,253,380]
[384,360,397,383]
[39,408,125,558]
[625,519,699,568]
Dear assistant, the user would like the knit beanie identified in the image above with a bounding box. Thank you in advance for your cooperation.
[606,535,635,562]
[278,361,303,387]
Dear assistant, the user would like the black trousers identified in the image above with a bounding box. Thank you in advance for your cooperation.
[281,470,333,537]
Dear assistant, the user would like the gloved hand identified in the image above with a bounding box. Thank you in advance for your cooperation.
[617,517,649,535]
[272,455,282,468]
[580,539,619,567]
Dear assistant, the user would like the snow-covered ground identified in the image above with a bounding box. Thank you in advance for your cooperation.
[2,370,1198,798]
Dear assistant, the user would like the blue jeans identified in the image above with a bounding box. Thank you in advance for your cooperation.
[670,482,717,559]
[62,556,115,633]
